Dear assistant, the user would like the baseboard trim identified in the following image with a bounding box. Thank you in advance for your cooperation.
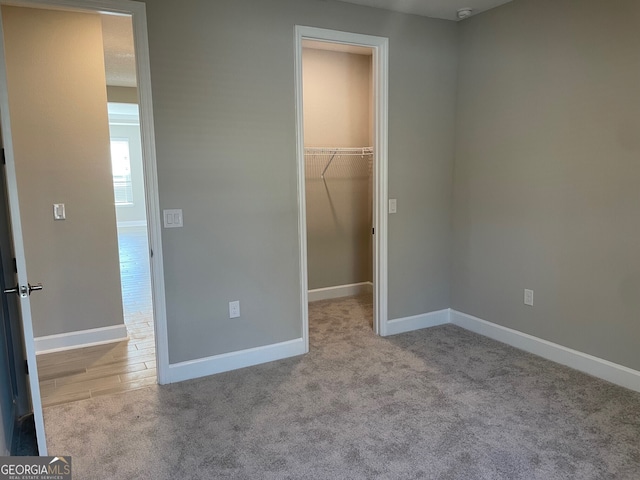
[167,337,306,384]
[35,324,129,355]
[308,282,373,302]
[450,310,640,393]
[385,309,450,336]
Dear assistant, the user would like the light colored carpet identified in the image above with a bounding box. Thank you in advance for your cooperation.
[43,295,640,479]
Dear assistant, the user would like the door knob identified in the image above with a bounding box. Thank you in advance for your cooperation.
[3,283,43,297]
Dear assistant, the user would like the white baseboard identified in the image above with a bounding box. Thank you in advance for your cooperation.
[385,309,450,336]
[308,282,372,302]
[117,220,147,228]
[35,324,129,355]
[450,310,640,393]
[167,338,306,384]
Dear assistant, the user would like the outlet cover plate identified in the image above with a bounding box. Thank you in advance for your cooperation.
[524,289,534,306]
[229,300,240,318]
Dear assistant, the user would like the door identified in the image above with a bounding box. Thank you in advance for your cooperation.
[0,151,31,429]
[0,134,47,452]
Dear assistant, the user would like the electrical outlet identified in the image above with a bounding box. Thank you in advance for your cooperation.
[53,203,66,220]
[524,289,534,306]
[229,300,240,318]
[389,198,397,214]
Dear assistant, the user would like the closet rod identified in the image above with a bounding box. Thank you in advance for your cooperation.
[304,146,373,156]
[304,146,373,179]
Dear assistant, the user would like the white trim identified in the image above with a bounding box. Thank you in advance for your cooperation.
[128,0,171,386]
[450,310,640,393]
[294,26,389,346]
[293,27,310,354]
[386,309,450,336]
[116,220,147,228]
[373,32,390,337]
[308,282,372,302]
[167,338,305,384]
[34,324,128,354]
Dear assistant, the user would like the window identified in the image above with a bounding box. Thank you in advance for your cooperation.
[110,139,133,205]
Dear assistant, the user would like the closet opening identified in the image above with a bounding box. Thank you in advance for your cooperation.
[302,39,375,336]
[295,26,389,351]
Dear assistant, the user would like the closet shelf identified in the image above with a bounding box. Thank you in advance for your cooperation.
[304,146,373,156]
[304,146,373,178]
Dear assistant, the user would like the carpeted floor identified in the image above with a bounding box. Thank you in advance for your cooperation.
[43,295,640,479]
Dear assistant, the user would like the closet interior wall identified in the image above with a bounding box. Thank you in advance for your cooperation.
[303,47,373,291]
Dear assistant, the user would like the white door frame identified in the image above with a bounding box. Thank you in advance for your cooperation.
[294,26,389,351]
[0,0,168,454]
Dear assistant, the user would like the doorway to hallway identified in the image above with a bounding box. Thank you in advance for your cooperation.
[0,0,167,454]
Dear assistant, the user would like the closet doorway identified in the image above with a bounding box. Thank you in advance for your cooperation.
[294,27,389,349]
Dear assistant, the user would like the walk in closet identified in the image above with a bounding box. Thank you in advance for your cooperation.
[302,42,374,314]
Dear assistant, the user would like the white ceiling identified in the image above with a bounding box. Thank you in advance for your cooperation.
[101,13,137,88]
[334,0,513,21]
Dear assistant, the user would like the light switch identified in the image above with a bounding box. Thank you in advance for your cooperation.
[163,209,183,228]
[389,199,397,214]
[53,203,65,220]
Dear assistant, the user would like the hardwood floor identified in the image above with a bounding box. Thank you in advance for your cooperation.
[37,226,156,408]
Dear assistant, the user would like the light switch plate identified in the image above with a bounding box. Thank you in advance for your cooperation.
[389,198,397,214]
[163,209,183,228]
[53,203,65,220]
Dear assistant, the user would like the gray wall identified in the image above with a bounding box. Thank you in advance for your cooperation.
[143,0,457,363]
[3,6,124,337]
[452,0,640,370]
[303,48,371,148]
[304,48,372,289]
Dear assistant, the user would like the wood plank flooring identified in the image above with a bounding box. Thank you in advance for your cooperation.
[37,226,156,408]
